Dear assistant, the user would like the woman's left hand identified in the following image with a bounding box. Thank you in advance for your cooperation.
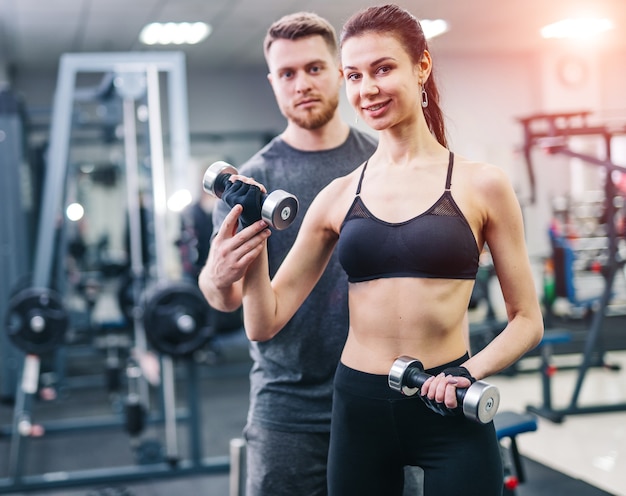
[419,369,474,415]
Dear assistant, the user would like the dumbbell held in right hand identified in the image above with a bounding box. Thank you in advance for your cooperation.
[203,161,299,230]
[388,356,500,424]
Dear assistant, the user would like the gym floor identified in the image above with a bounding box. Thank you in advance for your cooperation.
[476,263,626,496]
[1,338,624,496]
[470,262,626,496]
[491,349,626,496]
[1,340,625,495]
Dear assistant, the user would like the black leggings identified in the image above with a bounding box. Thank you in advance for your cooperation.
[328,358,503,496]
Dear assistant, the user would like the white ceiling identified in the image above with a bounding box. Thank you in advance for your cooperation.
[1,0,625,74]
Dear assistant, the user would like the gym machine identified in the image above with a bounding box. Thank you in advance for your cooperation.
[519,110,626,422]
[0,89,36,403]
[0,52,232,494]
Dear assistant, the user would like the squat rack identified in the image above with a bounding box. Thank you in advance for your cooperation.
[519,110,626,422]
[1,52,230,493]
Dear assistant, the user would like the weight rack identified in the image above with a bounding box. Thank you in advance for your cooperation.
[0,52,232,493]
[519,111,626,422]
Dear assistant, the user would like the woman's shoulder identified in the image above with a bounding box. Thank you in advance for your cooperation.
[307,163,366,228]
[325,161,366,192]
[454,155,512,193]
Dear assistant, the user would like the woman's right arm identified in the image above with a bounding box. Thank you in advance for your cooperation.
[241,183,343,341]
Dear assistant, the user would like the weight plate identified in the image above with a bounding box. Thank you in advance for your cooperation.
[143,281,214,357]
[5,287,68,354]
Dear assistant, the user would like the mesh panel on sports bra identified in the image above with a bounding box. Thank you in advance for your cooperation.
[344,191,460,224]
[431,194,460,217]
[344,198,370,222]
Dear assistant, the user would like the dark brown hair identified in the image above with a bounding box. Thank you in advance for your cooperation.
[340,4,447,147]
[264,12,338,61]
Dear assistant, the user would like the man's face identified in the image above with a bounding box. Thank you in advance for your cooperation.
[266,35,342,130]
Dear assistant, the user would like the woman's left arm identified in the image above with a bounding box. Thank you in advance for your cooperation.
[464,164,544,380]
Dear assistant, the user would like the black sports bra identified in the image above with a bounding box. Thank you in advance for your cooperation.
[337,152,479,283]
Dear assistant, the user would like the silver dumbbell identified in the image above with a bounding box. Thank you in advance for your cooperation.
[203,161,299,230]
[388,356,500,424]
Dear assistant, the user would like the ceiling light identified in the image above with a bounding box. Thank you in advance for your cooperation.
[541,18,614,39]
[421,19,449,40]
[66,203,84,222]
[139,22,212,46]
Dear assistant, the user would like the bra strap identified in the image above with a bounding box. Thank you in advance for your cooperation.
[355,160,369,195]
[445,152,454,191]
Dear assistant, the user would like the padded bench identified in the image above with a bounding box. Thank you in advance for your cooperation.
[494,410,538,492]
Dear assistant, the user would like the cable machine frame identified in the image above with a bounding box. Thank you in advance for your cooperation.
[1,52,230,494]
[519,110,626,422]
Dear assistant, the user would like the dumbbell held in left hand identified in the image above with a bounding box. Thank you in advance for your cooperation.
[203,161,299,230]
[388,355,500,424]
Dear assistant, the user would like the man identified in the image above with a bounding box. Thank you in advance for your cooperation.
[198,12,376,496]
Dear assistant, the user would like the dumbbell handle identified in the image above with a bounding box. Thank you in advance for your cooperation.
[404,366,471,402]
[388,356,500,424]
[213,171,245,200]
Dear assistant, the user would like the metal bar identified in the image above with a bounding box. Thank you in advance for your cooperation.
[145,64,168,282]
[161,355,180,463]
[0,408,191,437]
[166,53,190,194]
[566,133,620,410]
[229,438,247,496]
[558,147,626,174]
[122,95,150,407]
[58,51,184,73]
[186,359,203,464]
[0,456,230,494]
[32,59,75,288]
[8,355,39,481]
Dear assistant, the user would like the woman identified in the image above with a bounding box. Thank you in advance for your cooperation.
[232,4,544,495]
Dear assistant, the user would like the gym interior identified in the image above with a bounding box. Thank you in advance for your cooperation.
[1,1,626,495]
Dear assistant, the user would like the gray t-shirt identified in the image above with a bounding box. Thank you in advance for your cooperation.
[212,128,377,432]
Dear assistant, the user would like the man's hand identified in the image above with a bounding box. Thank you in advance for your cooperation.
[198,204,271,311]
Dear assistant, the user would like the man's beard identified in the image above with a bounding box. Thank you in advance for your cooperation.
[284,94,339,130]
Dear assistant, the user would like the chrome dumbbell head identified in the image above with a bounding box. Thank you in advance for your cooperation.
[462,381,500,424]
[388,356,424,396]
[261,190,299,231]
[203,161,238,198]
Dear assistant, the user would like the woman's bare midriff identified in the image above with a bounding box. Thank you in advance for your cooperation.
[340,277,475,374]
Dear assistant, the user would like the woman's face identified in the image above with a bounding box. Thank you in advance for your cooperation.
[342,32,423,132]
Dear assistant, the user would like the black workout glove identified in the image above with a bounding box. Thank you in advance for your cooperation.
[220,180,264,228]
[442,366,477,384]
[419,366,476,417]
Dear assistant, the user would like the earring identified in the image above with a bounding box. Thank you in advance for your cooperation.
[421,85,428,108]
[355,113,359,124]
